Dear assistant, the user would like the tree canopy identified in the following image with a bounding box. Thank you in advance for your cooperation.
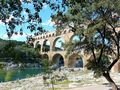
[51,0,120,90]
[0,0,66,38]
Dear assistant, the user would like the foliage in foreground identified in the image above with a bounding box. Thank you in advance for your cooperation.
[86,55,110,78]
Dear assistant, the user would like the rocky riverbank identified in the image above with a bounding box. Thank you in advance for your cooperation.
[1,62,41,70]
[0,75,45,90]
[0,67,120,90]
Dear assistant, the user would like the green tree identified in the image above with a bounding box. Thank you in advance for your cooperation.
[51,0,120,90]
[0,40,41,64]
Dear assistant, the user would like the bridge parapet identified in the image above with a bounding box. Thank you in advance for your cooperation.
[33,28,72,41]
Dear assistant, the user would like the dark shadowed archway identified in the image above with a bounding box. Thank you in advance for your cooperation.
[42,54,49,60]
[35,41,41,52]
[42,39,50,52]
[68,53,83,68]
[74,57,83,68]
[51,54,64,69]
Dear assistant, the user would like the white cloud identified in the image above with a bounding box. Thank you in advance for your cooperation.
[1,33,28,41]
[20,0,32,2]
[42,18,55,26]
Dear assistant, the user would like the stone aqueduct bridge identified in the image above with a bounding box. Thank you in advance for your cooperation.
[32,29,120,72]
[32,29,88,68]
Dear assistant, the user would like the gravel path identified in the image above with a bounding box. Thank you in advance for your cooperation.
[69,85,111,90]
[0,75,46,90]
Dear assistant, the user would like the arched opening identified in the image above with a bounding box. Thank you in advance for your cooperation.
[46,35,48,38]
[70,35,81,43]
[42,54,49,60]
[35,41,41,51]
[63,30,66,34]
[74,57,83,68]
[52,33,55,36]
[42,40,50,52]
[51,54,64,69]
[68,53,83,68]
[49,34,51,37]
[52,37,65,51]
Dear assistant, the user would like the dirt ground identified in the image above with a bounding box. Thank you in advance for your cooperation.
[68,85,113,90]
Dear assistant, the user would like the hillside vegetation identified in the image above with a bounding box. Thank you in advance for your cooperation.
[0,38,41,64]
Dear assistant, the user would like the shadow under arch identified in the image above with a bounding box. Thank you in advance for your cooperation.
[35,41,41,51]
[68,53,83,68]
[42,54,49,60]
[42,39,50,52]
[34,41,39,47]
[52,37,65,51]
[51,53,64,69]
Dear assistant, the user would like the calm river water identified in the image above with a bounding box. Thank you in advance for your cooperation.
[0,68,42,82]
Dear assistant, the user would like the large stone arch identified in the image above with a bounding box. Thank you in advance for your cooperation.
[68,53,83,68]
[51,53,64,69]
[42,54,49,60]
[52,37,65,51]
[42,39,50,52]
[74,57,83,68]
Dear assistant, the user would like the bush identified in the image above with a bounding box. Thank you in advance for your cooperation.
[86,55,110,78]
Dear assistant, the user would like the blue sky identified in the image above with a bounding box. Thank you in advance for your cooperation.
[0,3,55,41]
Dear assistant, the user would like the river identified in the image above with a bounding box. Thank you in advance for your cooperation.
[0,68,42,82]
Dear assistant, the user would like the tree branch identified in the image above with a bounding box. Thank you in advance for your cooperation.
[105,46,117,56]
[91,47,96,61]
[105,18,118,38]
[111,35,118,46]
[98,46,104,63]
[108,58,119,71]
[97,26,106,63]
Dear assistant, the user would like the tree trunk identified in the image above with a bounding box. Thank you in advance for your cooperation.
[103,72,119,90]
